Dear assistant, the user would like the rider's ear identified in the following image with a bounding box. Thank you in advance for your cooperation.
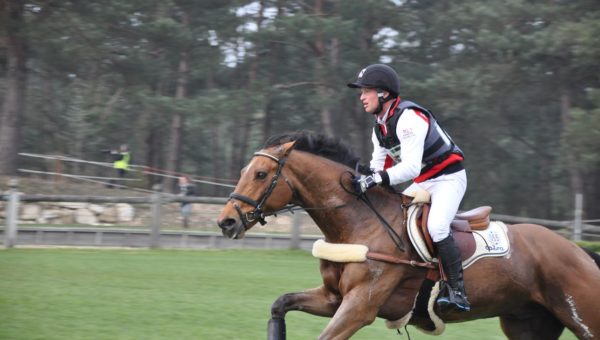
[377,90,390,99]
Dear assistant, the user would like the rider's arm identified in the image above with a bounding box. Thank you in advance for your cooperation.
[369,129,387,172]
[380,109,428,185]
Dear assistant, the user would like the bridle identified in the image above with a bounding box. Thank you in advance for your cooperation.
[228,150,293,229]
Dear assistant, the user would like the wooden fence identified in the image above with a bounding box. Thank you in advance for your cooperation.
[2,181,599,249]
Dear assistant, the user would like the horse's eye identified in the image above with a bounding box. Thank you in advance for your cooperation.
[255,171,268,180]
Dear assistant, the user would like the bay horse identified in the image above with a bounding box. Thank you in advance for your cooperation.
[216,131,600,340]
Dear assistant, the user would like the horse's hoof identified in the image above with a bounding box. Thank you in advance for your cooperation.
[267,317,286,340]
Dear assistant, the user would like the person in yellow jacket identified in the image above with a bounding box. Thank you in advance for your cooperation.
[101,144,131,188]
[111,144,130,177]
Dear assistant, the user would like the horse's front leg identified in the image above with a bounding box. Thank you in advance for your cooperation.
[317,263,402,340]
[268,285,341,340]
[314,285,386,340]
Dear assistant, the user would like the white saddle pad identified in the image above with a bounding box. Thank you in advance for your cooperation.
[406,205,511,269]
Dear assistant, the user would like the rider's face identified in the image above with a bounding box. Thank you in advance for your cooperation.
[359,88,385,115]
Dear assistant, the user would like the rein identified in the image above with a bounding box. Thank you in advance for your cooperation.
[360,192,406,252]
[341,169,406,253]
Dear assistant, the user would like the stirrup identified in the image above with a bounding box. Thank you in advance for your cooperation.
[437,289,471,312]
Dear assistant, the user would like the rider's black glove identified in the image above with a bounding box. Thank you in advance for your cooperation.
[352,174,380,194]
[356,164,374,176]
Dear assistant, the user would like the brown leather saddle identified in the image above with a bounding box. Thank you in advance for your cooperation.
[403,194,492,261]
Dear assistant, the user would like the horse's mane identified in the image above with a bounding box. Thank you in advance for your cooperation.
[263,131,361,169]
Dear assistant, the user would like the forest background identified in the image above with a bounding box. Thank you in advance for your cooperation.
[0,0,599,221]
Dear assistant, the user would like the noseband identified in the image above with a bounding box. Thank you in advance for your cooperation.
[229,151,291,228]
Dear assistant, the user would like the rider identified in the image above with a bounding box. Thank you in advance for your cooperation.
[347,64,470,312]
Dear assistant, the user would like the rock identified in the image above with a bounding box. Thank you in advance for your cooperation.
[115,203,134,222]
[58,202,89,210]
[58,208,75,224]
[131,217,144,225]
[99,206,118,223]
[37,209,62,223]
[20,204,42,221]
[88,204,105,215]
[74,208,98,225]
[42,209,62,219]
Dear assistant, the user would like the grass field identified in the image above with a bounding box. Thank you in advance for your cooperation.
[0,248,578,340]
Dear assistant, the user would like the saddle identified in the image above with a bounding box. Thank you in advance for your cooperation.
[403,190,509,268]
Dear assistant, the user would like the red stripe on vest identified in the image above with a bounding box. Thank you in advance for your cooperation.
[379,124,387,136]
[413,110,429,124]
[378,98,402,136]
[415,153,464,183]
[381,98,405,171]
[384,155,394,170]
[386,97,401,119]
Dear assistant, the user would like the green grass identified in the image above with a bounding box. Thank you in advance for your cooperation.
[0,249,577,340]
[578,241,600,252]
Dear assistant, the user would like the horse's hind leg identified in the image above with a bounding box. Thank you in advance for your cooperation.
[268,285,340,340]
[499,305,565,340]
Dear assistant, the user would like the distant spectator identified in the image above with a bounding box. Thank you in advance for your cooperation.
[111,144,131,178]
[178,176,197,228]
[102,144,131,188]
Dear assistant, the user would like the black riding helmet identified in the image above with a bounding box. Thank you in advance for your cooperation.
[347,64,400,97]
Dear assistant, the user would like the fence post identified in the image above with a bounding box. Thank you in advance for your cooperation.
[150,184,162,249]
[573,193,583,242]
[290,212,302,249]
[5,179,20,248]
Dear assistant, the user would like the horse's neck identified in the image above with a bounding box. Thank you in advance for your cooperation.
[287,153,349,209]
[287,153,402,243]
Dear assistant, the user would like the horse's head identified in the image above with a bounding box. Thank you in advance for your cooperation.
[217,141,296,239]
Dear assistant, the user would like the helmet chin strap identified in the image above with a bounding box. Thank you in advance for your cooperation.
[373,90,395,115]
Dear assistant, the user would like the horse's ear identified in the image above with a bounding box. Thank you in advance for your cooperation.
[281,141,297,156]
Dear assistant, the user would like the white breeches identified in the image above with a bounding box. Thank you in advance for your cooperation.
[403,170,467,242]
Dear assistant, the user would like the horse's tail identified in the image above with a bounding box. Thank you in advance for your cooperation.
[580,246,600,269]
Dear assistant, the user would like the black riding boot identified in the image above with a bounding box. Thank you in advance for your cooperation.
[435,234,470,312]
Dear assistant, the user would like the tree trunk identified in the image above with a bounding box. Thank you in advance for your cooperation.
[313,0,334,136]
[0,0,27,175]
[230,0,263,174]
[348,23,374,161]
[560,92,584,198]
[145,126,163,188]
[164,12,190,192]
[210,119,224,196]
[232,117,251,176]
[262,0,283,140]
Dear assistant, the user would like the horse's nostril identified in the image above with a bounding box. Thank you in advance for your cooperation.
[218,218,236,229]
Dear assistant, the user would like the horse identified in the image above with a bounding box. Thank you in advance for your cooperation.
[216,131,600,340]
